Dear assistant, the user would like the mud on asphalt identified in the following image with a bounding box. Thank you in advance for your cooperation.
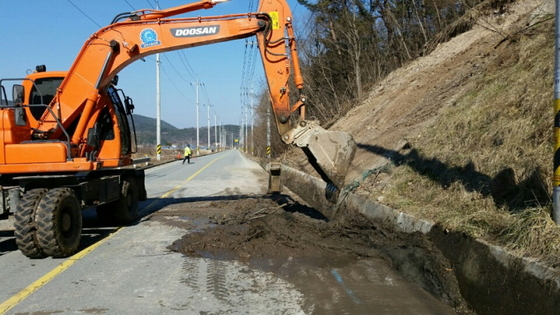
[148,195,474,314]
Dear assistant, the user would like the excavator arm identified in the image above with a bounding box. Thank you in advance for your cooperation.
[32,0,356,188]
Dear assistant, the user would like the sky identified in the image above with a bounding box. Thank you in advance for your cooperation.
[0,0,307,129]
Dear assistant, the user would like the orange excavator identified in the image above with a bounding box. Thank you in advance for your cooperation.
[0,0,356,258]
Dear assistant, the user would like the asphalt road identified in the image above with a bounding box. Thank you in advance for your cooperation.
[0,150,457,314]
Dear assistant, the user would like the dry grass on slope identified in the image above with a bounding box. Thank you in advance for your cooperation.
[375,18,560,266]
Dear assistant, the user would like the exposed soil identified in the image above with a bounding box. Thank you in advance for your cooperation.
[283,0,554,190]
[149,195,474,314]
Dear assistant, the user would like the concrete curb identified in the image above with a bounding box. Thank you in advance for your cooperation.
[274,163,560,315]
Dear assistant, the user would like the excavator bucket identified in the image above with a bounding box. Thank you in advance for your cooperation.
[304,129,357,189]
[288,121,357,190]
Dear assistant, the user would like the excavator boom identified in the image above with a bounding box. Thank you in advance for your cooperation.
[4,0,356,186]
[24,0,356,188]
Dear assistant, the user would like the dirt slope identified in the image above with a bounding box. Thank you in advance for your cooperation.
[285,0,552,187]
[327,0,553,183]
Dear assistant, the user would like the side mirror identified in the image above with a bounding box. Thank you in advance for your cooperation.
[125,96,135,114]
[12,84,24,104]
[12,85,27,126]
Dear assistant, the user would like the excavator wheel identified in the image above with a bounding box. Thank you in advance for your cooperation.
[97,178,139,225]
[14,188,48,258]
[36,188,82,258]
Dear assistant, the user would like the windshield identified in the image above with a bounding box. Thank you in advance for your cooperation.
[29,77,63,120]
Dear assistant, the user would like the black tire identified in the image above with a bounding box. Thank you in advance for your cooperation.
[36,188,82,258]
[14,188,48,258]
[96,178,138,225]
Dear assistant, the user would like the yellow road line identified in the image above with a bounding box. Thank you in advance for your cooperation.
[0,151,231,314]
[141,151,231,212]
[0,228,121,314]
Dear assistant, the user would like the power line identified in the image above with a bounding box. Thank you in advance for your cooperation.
[239,0,261,106]
[296,11,318,54]
[160,63,194,103]
[177,51,198,81]
[200,84,211,105]
[66,0,102,28]
[240,39,258,109]
[124,0,136,10]
[247,43,259,88]
[163,54,190,84]
[240,41,249,105]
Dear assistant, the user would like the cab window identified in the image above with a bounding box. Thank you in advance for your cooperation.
[29,77,63,120]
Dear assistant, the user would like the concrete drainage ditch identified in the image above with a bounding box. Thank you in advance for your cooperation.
[276,164,560,315]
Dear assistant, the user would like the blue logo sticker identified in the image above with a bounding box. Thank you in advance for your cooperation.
[140,28,161,48]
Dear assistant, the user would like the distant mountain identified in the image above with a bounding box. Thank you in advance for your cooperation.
[131,114,239,146]
[133,114,179,132]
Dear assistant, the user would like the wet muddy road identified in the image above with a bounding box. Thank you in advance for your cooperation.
[156,197,469,314]
[0,150,469,314]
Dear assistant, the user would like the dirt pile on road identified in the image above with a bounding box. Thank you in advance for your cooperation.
[157,196,471,312]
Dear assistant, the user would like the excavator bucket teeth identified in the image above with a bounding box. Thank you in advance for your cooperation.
[303,129,357,190]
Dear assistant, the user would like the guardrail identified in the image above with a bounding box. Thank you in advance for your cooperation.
[132,157,150,166]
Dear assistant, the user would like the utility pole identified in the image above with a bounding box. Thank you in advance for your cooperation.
[239,113,244,152]
[239,122,243,150]
[267,102,271,160]
[250,88,254,155]
[219,122,223,150]
[155,2,161,161]
[244,106,248,153]
[190,76,202,155]
[205,104,212,149]
[213,114,218,151]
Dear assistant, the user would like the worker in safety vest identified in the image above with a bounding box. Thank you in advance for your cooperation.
[182,144,192,165]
